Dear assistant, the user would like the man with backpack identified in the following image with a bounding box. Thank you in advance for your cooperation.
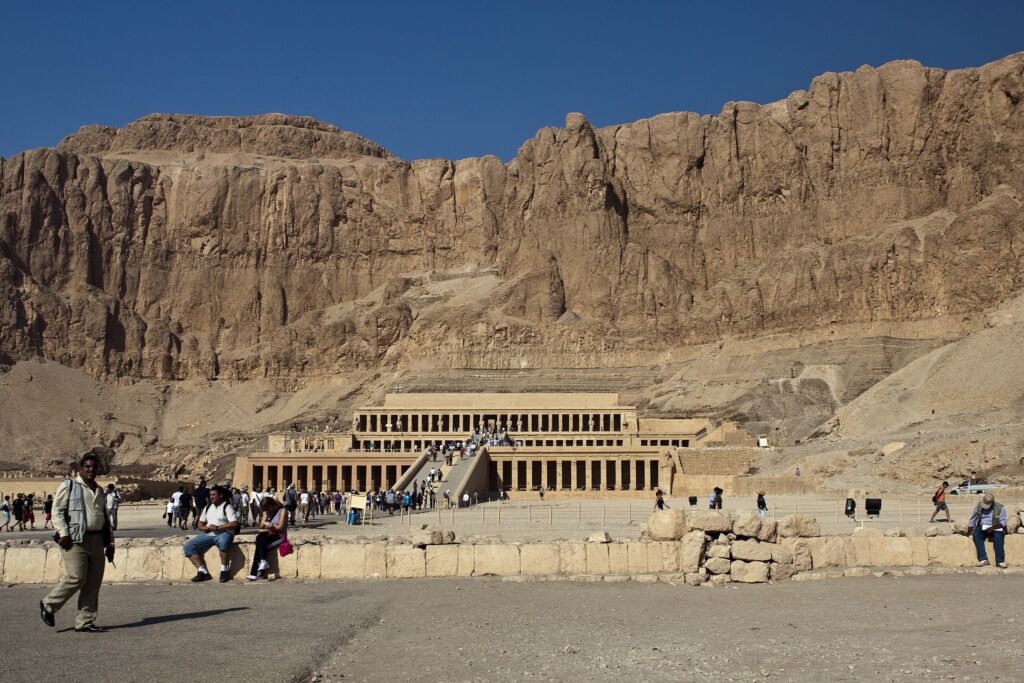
[183,485,239,583]
[967,493,1008,568]
[929,481,951,523]
[192,478,209,529]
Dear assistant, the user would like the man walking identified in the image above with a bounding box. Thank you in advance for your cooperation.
[105,484,121,531]
[183,485,238,583]
[192,478,210,529]
[967,493,1007,568]
[40,453,114,632]
[929,481,951,523]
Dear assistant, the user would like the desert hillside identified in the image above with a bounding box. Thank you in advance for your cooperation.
[1,54,1022,488]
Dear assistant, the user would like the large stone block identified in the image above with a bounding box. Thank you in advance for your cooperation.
[910,537,929,566]
[757,520,778,543]
[474,544,520,576]
[770,562,797,581]
[845,536,871,567]
[125,546,162,581]
[608,544,629,574]
[274,544,299,579]
[386,546,426,578]
[320,544,366,579]
[706,544,731,559]
[806,537,846,569]
[520,544,560,576]
[869,537,913,567]
[778,514,821,538]
[732,513,763,539]
[769,544,792,564]
[586,543,610,574]
[687,512,733,533]
[161,545,192,581]
[927,537,976,567]
[626,542,648,574]
[228,544,250,582]
[647,510,688,540]
[43,547,64,584]
[731,539,773,562]
[457,544,474,577]
[1004,534,1024,563]
[365,543,387,578]
[425,544,459,577]
[780,539,812,571]
[0,547,5,580]
[646,543,665,573]
[559,543,587,574]
[731,560,769,583]
[297,544,322,579]
[704,557,731,575]
[679,531,707,573]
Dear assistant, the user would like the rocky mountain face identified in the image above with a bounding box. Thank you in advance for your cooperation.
[2,55,1023,383]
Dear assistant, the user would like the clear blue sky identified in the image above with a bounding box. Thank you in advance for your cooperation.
[2,1,1021,161]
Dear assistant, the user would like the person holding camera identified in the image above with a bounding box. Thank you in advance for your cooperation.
[967,493,1008,568]
[39,453,114,632]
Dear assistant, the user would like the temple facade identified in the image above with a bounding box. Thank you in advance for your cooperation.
[232,393,712,494]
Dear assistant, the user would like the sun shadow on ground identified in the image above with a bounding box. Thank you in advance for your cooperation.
[107,606,249,630]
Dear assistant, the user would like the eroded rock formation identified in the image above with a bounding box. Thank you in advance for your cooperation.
[2,54,1023,381]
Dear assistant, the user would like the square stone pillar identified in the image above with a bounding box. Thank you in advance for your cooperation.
[555,460,564,491]
[584,460,592,490]
[511,459,519,491]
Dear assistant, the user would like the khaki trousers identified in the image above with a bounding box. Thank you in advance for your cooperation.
[43,532,105,629]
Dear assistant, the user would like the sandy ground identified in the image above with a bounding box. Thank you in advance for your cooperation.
[3,576,1023,681]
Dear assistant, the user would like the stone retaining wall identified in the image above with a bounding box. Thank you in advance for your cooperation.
[3,514,1022,585]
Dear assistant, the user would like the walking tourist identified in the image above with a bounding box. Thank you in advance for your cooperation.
[967,493,1007,568]
[177,487,193,530]
[929,481,951,523]
[105,484,121,531]
[43,494,55,529]
[247,496,289,581]
[756,491,768,518]
[183,485,239,583]
[1,495,11,531]
[11,494,25,531]
[299,488,310,522]
[192,478,209,529]
[654,489,669,511]
[165,496,175,527]
[40,452,114,632]
[462,492,470,508]
[25,494,36,528]
[239,487,251,526]
[283,485,298,526]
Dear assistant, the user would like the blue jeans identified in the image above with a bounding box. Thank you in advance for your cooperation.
[184,532,235,558]
[972,527,1005,564]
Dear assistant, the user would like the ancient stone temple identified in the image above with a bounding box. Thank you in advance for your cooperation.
[232,393,713,494]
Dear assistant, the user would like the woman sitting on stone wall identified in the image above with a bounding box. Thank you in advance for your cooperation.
[247,497,289,581]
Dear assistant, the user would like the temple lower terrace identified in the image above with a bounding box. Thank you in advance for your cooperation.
[232,393,753,495]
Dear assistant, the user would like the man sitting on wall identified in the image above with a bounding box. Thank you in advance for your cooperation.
[183,485,239,583]
[967,493,1008,568]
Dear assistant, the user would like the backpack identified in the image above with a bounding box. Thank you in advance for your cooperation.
[931,488,942,504]
[205,502,240,534]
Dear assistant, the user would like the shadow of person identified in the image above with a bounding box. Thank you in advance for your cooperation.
[108,606,248,630]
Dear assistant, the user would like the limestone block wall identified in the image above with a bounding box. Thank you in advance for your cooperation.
[2,515,1022,585]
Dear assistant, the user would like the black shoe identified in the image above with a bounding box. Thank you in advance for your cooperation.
[40,601,55,627]
[219,570,231,583]
[191,571,212,582]
[74,624,108,633]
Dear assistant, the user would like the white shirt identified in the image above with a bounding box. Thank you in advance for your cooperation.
[172,491,183,506]
[106,491,120,510]
[300,492,310,504]
[199,502,237,532]
[241,493,250,505]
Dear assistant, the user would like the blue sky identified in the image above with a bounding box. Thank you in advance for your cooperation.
[1,1,1021,161]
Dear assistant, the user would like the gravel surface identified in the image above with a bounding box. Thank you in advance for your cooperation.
[4,575,1023,681]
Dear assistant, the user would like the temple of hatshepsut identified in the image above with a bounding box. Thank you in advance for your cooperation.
[232,393,765,497]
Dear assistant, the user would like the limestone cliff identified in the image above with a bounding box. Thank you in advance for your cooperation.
[2,54,1023,381]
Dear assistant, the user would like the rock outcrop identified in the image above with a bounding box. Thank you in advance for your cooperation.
[2,54,1024,382]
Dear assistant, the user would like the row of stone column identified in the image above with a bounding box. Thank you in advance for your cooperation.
[356,412,624,434]
[251,463,411,493]
[491,459,660,492]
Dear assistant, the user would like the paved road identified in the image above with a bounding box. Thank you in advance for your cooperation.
[4,575,1023,681]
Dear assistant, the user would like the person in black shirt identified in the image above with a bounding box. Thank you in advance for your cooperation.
[43,494,54,529]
